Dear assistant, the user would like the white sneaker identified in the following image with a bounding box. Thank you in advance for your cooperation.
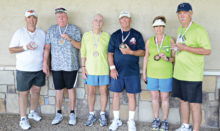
[69,113,76,126]
[51,113,63,125]
[19,117,31,130]
[109,119,122,131]
[175,124,192,131]
[127,120,136,131]
[28,111,42,122]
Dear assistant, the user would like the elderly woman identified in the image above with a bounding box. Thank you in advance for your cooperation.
[80,14,110,127]
[142,16,175,131]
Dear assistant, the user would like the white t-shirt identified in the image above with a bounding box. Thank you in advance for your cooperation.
[9,27,46,71]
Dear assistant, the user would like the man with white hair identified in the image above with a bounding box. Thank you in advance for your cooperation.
[9,9,46,130]
[108,10,145,131]
[43,7,81,126]
[172,3,211,131]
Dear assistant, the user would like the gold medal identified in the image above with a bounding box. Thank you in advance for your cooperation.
[119,43,127,49]
[93,51,99,56]
[59,39,65,45]
[154,55,161,61]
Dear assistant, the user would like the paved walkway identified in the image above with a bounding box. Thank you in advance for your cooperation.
[0,114,219,131]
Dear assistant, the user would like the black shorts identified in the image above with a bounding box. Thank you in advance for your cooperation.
[171,78,202,103]
[52,70,78,90]
[16,70,45,92]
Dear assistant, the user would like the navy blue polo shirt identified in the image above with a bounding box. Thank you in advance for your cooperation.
[108,28,145,78]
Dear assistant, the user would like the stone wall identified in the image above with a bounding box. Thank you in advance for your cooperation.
[0,66,219,128]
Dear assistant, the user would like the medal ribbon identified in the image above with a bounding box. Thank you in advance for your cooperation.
[92,31,102,48]
[59,24,68,36]
[155,34,165,53]
[121,29,131,43]
[177,21,192,41]
[26,28,36,42]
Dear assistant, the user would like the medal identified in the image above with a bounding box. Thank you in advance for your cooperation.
[26,28,38,48]
[176,21,192,45]
[30,41,38,48]
[120,29,130,49]
[154,55,161,61]
[93,51,99,56]
[58,24,68,45]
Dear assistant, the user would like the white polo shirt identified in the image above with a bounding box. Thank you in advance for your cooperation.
[9,27,46,71]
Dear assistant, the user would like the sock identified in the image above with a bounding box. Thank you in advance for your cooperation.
[100,112,105,115]
[183,123,190,128]
[129,111,135,121]
[113,110,120,120]
[57,110,62,114]
[70,110,75,114]
[21,116,27,120]
[89,112,95,115]
[30,110,35,114]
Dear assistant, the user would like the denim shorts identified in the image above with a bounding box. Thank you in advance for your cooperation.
[84,75,110,86]
[147,77,173,92]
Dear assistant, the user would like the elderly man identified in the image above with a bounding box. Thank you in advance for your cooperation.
[81,14,110,127]
[43,8,81,125]
[9,10,45,130]
[108,11,145,131]
[172,3,211,131]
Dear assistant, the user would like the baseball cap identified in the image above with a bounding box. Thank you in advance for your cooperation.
[176,2,192,12]
[119,10,131,19]
[152,19,166,27]
[55,7,67,14]
[25,9,37,17]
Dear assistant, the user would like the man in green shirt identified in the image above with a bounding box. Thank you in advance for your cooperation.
[172,3,211,131]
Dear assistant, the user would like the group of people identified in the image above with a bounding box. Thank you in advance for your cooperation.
[9,2,211,131]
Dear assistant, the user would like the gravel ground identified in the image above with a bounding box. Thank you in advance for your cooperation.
[0,114,219,131]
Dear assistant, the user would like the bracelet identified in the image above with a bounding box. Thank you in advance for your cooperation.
[23,45,27,51]
[110,65,116,70]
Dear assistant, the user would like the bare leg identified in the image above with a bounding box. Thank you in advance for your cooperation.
[30,85,41,111]
[190,103,201,131]
[160,92,170,120]
[56,89,64,110]
[87,85,96,112]
[112,92,121,110]
[180,100,190,124]
[99,85,108,112]
[68,88,76,110]
[127,93,136,111]
[151,91,160,118]
[19,91,29,117]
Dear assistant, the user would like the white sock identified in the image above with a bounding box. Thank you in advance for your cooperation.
[129,111,135,121]
[100,112,105,115]
[89,112,95,115]
[183,123,190,128]
[20,116,27,120]
[30,110,35,114]
[113,110,120,120]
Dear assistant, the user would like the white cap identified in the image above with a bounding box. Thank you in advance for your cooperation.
[119,10,131,19]
[25,9,37,17]
[152,19,166,27]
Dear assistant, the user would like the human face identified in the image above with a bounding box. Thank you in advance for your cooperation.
[56,13,68,27]
[92,14,104,30]
[177,11,193,27]
[119,16,131,30]
[154,25,165,35]
[25,15,37,28]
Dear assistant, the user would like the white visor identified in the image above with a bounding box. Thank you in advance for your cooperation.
[152,19,166,27]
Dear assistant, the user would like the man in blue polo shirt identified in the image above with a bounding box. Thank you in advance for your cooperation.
[108,10,145,131]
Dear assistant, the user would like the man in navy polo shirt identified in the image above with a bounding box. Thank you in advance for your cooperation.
[108,10,145,131]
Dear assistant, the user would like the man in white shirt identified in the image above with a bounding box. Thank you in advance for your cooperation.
[9,9,46,130]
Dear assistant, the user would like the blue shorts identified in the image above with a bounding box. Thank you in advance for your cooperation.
[147,77,173,92]
[84,75,110,86]
[109,75,141,93]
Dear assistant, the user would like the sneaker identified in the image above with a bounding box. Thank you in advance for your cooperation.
[152,118,160,130]
[109,119,122,131]
[175,124,192,131]
[19,117,31,130]
[127,120,136,131]
[28,111,42,122]
[84,114,96,126]
[99,113,107,126]
[51,113,63,125]
[160,120,168,131]
[69,113,76,126]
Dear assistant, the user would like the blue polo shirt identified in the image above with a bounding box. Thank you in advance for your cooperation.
[108,28,145,78]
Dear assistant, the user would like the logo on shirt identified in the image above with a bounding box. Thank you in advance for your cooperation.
[129,37,136,45]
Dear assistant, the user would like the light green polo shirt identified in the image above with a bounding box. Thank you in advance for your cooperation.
[173,22,211,81]
[80,31,110,75]
[147,35,173,79]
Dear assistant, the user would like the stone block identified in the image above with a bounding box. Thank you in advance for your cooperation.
[7,85,16,93]
[78,73,84,88]
[0,99,6,113]
[205,107,219,128]
[76,87,85,99]
[167,108,180,124]
[209,101,219,107]
[208,93,215,101]
[48,90,56,96]
[202,76,216,92]
[40,83,48,96]
[76,99,89,119]
[217,76,220,89]
[64,88,68,98]
[94,95,110,111]
[0,71,14,85]
[140,90,152,101]
[48,75,54,89]
[39,96,44,105]
[169,97,180,108]
[0,85,7,92]
[0,93,5,99]
[41,105,55,114]
[139,101,154,122]
[49,97,55,105]
[6,94,19,113]
[44,97,49,105]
